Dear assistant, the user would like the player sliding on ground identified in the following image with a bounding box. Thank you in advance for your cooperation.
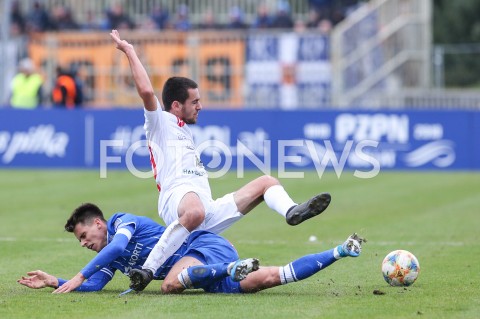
[108,28,333,292]
[17,203,365,294]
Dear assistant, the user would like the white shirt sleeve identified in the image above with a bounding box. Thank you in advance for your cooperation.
[144,97,167,145]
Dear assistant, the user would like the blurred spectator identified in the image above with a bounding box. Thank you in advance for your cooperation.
[51,66,80,109]
[330,7,346,25]
[70,65,84,107]
[10,58,43,109]
[271,1,294,29]
[10,22,24,37]
[308,0,333,12]
[81,10,102,31]
[26,1,52,32]
[252,3,272,29]
[173,4,191,31]
[50,5,79,31]
[151,5,169,30]
[106,2,135,30]
[294,19,307,33]
[10,1,26,35]
[227,6,248,30]
[139,17,158,31]
[342,0,364,16]
[197,9,222,30]
[317,18,333,35]
[306,8,321,28]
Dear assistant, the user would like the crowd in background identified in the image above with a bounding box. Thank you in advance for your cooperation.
[7,0,365,109]
[9,58,83,110]
[9,0,364,36]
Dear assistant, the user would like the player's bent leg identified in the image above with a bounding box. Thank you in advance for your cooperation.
[233,175,280,214]
[240,234,366,293]
[132,193,206,292]
[176,258,260,292]
[162,256,204,294]
[133,220,191,291]
[177,192,206,231]
[239,267,282,293]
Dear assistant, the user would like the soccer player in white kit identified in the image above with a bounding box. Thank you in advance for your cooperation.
[110,30,332,291]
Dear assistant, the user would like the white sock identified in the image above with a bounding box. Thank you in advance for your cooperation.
[264,185,297,217]
[178,269,193,289]
[333,245,344,260]
[279,264,297,285]
[142,220,190,272]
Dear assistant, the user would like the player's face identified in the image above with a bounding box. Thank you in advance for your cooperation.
[73,218,107,253]
[180,88,202,124]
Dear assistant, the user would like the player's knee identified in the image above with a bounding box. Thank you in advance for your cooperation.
[187,208,205,224]
[182,209,205,229]
[260,175,280,188]
[161,280,183,294]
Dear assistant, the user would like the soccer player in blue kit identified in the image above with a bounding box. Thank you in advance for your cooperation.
[17,203,365,294]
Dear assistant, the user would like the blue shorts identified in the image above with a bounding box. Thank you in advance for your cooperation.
[184,231,243,294]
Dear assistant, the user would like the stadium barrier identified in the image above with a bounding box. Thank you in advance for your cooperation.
[0,109,479,174]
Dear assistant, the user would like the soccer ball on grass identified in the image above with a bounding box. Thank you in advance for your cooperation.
[381,250,420,286]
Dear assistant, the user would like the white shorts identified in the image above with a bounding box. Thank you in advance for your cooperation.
[159,185,243,234]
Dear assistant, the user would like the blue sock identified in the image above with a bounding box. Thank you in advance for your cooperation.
[279,249,337,284]
[178,263,230,289]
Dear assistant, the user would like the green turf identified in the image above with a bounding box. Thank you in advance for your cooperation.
[0,170,479,319]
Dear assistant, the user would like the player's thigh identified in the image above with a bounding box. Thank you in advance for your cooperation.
[177,192,207,230]
[178,192,205,217]
[233,175,279,214]
[162,256,204,293]
[162,186,211,226]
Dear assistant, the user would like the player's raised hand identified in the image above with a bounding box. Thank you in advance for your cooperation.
[17,270,58,289]
[110,29,133,53]
[52,272,85,294]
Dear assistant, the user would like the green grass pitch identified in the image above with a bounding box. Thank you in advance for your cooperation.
[0,169,479,319]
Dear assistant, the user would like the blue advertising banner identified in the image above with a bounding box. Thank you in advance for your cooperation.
[0,109,479,174]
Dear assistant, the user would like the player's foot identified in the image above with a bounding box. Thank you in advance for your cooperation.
[228,258,260,282]
[337,233,366,257]
[286,193,331,226]
[129,268,153,291]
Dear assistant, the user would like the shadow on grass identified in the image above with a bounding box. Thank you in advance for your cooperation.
[101,289,329,297]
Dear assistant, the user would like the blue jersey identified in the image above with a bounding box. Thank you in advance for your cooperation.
[58,213,240,293]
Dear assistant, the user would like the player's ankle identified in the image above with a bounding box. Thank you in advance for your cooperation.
[142,266,155,274]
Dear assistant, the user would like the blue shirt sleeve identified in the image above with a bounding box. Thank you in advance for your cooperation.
[80,224,135,279]
[57,268,114,292]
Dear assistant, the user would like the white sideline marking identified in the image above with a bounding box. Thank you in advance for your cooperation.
[235,239,469,246]
[0,237,470,246]
[0,237,76,242]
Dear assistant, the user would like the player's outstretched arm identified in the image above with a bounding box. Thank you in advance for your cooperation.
[52,272,85,293]
[17,270,59,289]
[51,231,130,293]
[109,29,157,111]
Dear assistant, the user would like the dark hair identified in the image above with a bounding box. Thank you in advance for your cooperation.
[65,203,106,232]
[162,76,198,111]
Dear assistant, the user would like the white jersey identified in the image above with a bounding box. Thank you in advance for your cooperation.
[144,98,212,221]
